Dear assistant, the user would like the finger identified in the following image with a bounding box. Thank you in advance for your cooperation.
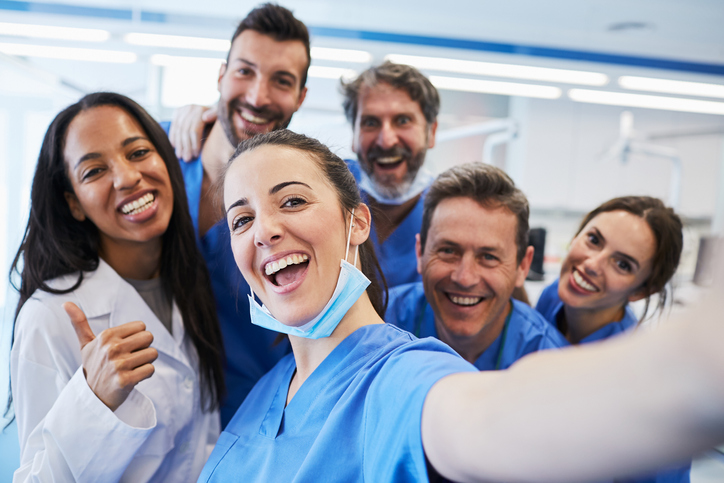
[115,347,159,372]
[106,320,148,339]
[110,330,154,355]
[201,104,218,123]
[119,363,156,389]
[63,302,96,349]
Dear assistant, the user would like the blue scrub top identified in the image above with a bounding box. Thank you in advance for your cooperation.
[386,282,567,370]
[345,159,425,288]
[163,122,291,427]
[535,279,690,483]
[198,323,476,482]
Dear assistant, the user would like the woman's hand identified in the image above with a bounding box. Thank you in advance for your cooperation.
[63,302,158,412]
[168,103,218,161]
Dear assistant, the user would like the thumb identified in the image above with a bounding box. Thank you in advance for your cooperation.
[63,302,96,349]
[201,105,218,123]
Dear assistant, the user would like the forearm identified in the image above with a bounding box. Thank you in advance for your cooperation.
[423,289,724,482]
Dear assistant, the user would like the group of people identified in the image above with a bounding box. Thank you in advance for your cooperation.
[7,3,724,483]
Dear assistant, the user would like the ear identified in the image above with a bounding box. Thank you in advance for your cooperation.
[217,62,228,92]
[350,203,372,248]
[514,245,535,288]
[295,86,307,111]
[64,192,86,222]
[426,120,438,149]
[415,233,423,275]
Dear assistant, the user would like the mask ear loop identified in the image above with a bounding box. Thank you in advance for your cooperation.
[345,208,357,265]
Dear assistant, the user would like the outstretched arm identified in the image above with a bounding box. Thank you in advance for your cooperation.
[423,248,724,483]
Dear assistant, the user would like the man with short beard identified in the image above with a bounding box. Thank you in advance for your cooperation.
[341,62,439,288]
[163,3,309,427]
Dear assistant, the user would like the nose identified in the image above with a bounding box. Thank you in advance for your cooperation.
[253,212,284,248]
[376,121,399,150]
[450,253,479,288]
[581,251,605,277]
[113,160,142,191]
[246,78,271,108]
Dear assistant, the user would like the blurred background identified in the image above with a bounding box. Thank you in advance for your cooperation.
[1,0,723,479]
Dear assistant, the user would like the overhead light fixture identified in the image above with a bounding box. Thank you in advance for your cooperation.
[151,54,223,67]
[387,54,608,86]
[430,75,562,99]
[0,43,136,63]
[0,22,109,42]
[311,47,372,63]
[568,89,724,115]
[308,65,357,81]
[125,33,230,51]
[618,76,724,99]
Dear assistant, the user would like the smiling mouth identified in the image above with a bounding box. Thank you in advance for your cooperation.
[240,110,274,125]
[373,156,405,170]
[572,269,599,292]
[447,293,484,306]
[120,193,154,215]
[265,254,309,286]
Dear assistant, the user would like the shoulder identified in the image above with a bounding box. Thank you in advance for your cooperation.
[344,158,362,182]
[511,298,568,348]
[535,279,562,321]
[385,282,425,329]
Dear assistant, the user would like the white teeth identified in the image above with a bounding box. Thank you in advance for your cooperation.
[265,254,308,276]
[573,270,598,292]
[376,156,402,165]
[240,111,270,124]
[121,193,154,215]
[450,295,482,306]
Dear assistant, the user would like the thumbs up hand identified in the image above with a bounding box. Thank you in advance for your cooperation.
[63,302,158,412]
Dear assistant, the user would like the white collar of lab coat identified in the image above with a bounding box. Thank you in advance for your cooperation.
[71,258,190,367]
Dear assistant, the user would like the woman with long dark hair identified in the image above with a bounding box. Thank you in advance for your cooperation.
[10,92,224,482]
[199,129,724,482]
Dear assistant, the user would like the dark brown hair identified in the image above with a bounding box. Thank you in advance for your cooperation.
[575,196,683,320]
[341,61,440,127]
[420,163,530,263]
[9,92,225,413]
[229,3,311,88]
[224,129,388,317]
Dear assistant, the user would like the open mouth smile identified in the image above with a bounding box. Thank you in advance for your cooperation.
[120,192,155,216]
[264,253,309,287]
[446,293,484,307]
[572,269,600,293]
[240,110,274,125]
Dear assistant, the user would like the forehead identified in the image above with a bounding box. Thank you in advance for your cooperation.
[229,30,307,76]
[583,210,656,259]
[429,197,518,248]
[224,145,329,203]
[64,106,143,156]
[357,82,423,117]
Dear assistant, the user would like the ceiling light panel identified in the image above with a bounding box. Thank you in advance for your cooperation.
[430,75,562,99]
[618,76,724,99]
[387,54,608,86]
[0,43,135,63]
[0,22,109,42]
[125,33,230,51]
[308,65,357,80]
[568,89,724,115]
[311,47,371,63]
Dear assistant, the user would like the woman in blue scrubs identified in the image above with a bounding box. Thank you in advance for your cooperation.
[536,196,683,345]
[201,129,724,483]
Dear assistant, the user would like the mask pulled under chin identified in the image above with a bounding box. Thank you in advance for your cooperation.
[357,166,434,206]
[248,259,371,339]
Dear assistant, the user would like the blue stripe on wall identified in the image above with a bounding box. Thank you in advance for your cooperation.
[2,0,724,76]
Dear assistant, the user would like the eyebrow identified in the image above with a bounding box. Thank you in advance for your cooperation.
[436,239,501,253]
[74,136,148,168]
[225,181,312,215]
[591,227,641,270]
[235,58,298,83]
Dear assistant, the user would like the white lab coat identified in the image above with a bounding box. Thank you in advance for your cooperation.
[10,259,220,482]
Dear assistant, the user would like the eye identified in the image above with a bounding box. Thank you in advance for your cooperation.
[616,259,632,273]
[396,115,411,126]
[276,77,294,88]
[129,148,150,160]
[360,118,379,129]
[236,67,252,76]
[230,214,253,232]
[587,232,600,245]
[282,196,307,209]
[482,253,497,261]
[81,167,104,181]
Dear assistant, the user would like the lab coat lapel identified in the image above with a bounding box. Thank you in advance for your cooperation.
[75,259,190,368]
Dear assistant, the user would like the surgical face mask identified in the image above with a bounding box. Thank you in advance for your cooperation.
[247,210,371,339]
[358,166,434,206]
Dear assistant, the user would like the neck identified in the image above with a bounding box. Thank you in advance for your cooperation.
[435,300,512,364]
[286,292,383,405]
[368,193,421,244]
[99,239,162,280]
[200,122,236,185]
[561,304,626,344]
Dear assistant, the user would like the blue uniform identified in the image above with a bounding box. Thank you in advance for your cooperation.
[386,282,567,370]
[536,279,690,483]
[346,159,424,288]
[163,122,291,427]
[198,323,476,482]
